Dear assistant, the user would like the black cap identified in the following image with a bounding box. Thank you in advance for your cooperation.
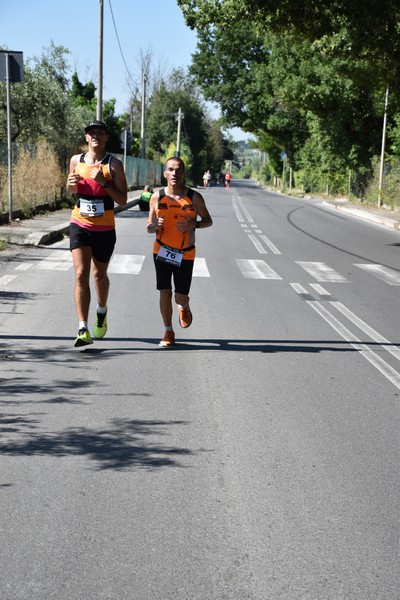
[85,120,108,133]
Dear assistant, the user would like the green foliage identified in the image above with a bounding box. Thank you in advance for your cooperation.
[70,72,96,110]
[181,2,400,198]
[0,42,91,158]
[363,157,400,209]
[146,68,230,183]
[179,0,400,90]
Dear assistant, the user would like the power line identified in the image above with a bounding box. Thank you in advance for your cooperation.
[107,0,138,94]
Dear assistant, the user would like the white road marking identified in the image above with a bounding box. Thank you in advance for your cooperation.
[193,257,210,277]
[330,299,400,362]
[260,235,281,255]
[15,263,34,271]
[291,283,400,390]
[34,250,73,271]
[233,193,282,255]
[248,234,268,254]
[236,195,254,223]
[236,259,282,279]
[0,275,17,286]
[296,261,348,282]
[309,283,331,297]
[36,261,72,271]
[355,263,400,285]
[109,254,145,274]
[232,195,244,222]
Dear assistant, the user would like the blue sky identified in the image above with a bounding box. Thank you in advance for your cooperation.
[2,0,248,140]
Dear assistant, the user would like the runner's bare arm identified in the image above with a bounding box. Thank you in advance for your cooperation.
[147,192,163,233]
[106,158,128,207]
[192,191,213,229]
[66,155,81,193]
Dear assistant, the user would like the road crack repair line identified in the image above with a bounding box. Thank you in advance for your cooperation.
[232,193,281,255]
[290,282,400,391]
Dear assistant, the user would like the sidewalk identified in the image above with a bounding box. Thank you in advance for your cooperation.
[0,191,142,248]
[319,197,400,231]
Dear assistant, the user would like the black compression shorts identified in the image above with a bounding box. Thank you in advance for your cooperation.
[153,254,194,295]
[69,223,116,263]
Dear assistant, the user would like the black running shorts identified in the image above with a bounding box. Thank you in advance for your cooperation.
[69,223,116,263]
[153,254,194,295]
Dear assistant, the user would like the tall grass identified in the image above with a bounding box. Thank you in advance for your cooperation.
[0,142,65,217]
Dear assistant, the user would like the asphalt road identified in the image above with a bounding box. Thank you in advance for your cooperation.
[1,180,399,599]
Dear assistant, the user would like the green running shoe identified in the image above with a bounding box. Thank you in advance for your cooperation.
[93,311,107,339]
[74,328,93,348]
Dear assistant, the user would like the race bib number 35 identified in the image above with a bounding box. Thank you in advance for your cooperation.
[156,245,184,267]
[79,198,105,218]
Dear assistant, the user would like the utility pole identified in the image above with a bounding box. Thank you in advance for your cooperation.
[0,51,23,222]
[378,86,389,208]
[175,107,184,157]
[140,72,148,159]
[97,0,104,121]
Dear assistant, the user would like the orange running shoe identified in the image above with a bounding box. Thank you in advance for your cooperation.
[178,304,193,328]
[159,330,176,348]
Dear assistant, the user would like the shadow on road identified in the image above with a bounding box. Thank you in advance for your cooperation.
[0,417,194,472]
[0,335,385,355]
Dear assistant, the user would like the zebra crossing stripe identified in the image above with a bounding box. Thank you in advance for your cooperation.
[236,259,282,279]
[354,264,400,285]
[9,252,400,286]
[193,257,210,277]
[34,250,73,271]
[109,254,145,274]
[0,275,17,285]
[296,261,348,282]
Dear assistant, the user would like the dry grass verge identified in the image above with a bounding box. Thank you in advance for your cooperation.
[0,142,65,218]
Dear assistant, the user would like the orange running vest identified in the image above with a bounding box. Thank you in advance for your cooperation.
[153,188,197,260]
[70,153,114,231]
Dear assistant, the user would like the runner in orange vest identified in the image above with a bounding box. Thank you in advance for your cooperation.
[66,120,128,348]
[147,157,213,347]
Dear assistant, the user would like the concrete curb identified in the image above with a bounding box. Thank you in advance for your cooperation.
[322,201,400,230]
[0,195,141,247]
